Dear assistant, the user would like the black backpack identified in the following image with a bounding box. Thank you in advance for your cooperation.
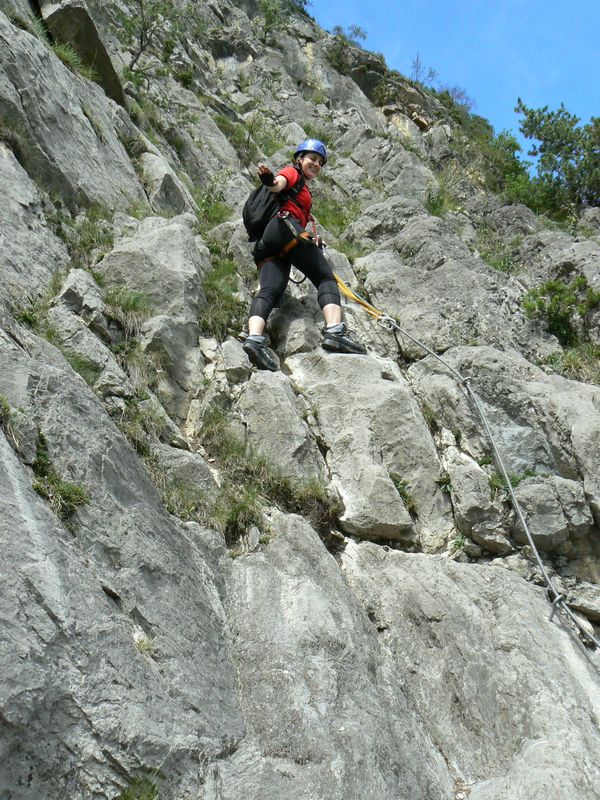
[242,171,305,242]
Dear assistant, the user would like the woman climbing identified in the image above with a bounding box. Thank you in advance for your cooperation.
[242,138,366,371]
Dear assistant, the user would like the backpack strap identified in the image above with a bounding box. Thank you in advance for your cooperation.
[276,168,305,212]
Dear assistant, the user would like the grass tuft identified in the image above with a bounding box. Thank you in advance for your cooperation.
[199,406,341,545]
[52,42,98,81]
[32,434,90,519]
[198,254,246,341]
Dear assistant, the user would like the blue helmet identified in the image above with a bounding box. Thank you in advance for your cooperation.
[293,138,328,164]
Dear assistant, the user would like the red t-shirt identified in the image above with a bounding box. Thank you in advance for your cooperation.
[276,166,312,228]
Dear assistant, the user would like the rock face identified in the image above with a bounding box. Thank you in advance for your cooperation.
[0,144,68,310]
[341,542,600,800]
[0,11,144,208]
[1,1,600,798]
[39,0,126,106]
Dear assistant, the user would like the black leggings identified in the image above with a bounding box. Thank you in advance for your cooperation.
[249,216,340,321]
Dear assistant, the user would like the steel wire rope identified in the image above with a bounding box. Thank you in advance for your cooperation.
[334,273,600,651]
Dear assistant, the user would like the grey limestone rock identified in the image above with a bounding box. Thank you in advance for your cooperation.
[409,346,600,561]
[97,213,210,322]
[148,440,218,499]
[287,351,455,548]
[235,369,326,483]
[39,0,126,106]
[341,542,600,800]
[46,301,134,399]
[0,145,68,310]
[221,337,252,384]
[512,475,594,553]
[442,446,500,535]
[567,581,600,622]
[95,213,211,417]
[2,0,600,796]
[53,267,110,339]
[0,325,244,799]
[220,511,455,799]
[139,152,199,216]
[0,11,145,208]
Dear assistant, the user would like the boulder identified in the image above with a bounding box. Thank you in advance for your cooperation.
[512,475,594,552]
[39,0,126,106]
[409,346,600,551]
[287,351,455,548]
[138,152,199,216]
[235,370,326,483]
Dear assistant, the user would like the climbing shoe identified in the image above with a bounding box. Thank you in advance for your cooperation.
[322,323,366,355]
[242,336,279,371]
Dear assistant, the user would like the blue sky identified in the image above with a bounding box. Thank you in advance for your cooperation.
[309,0,599,152]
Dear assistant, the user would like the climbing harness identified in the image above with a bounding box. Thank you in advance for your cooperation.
[334,272,600,652]
[255,214,317,283]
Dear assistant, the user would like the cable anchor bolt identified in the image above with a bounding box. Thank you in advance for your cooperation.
[549,593,565,622]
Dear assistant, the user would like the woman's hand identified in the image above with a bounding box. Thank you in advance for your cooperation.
[258,165,276,186]
[257,164,287,193]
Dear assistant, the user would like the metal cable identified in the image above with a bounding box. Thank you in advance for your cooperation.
[334,281,600,650]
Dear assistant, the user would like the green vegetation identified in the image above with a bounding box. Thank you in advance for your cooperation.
[0,395,20,451]
[0,117,30,168]
[489,468,537,494]
[116,399,169,457]
[389,472,416,514]
[250,116,286,158]
[419,402,439,433]
[134,634,155,656]
[72,206,113,269]
[117,777,159,800]
[0,395,11,430]
[104,288,154,339]
[522,276,600,347]
[148,470,207,521]
[450,534,466,553]
[330,238,367,263]
[214,115,259,166]
[434,97,600,221]
[539,343,600,385]
[63,354,103,386]
[193,178,233,233]
[198,251,246,341]
[32,434,90,519]
[14,271,63,334]
[325,25,367,75]
[515,99,600,212]
[112,341,162,396]
[258,0,286,37]
[52,42,97,81]
[424,162,463,216]
[311,197,361,236]
[7,12,50,44]
[474,227,521,274]
[118,0,180,73]
[199,406,341,545]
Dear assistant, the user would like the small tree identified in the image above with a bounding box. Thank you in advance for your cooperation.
[331,24,367,45]
[516,99,600,211]
[118,0,180,77]
[522,276,600,346]
[410,52,437,86]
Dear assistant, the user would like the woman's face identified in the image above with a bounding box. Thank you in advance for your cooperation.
[299,152,324,180]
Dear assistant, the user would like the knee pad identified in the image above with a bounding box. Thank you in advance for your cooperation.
[317,279,340,309]
[249,286,285,320]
